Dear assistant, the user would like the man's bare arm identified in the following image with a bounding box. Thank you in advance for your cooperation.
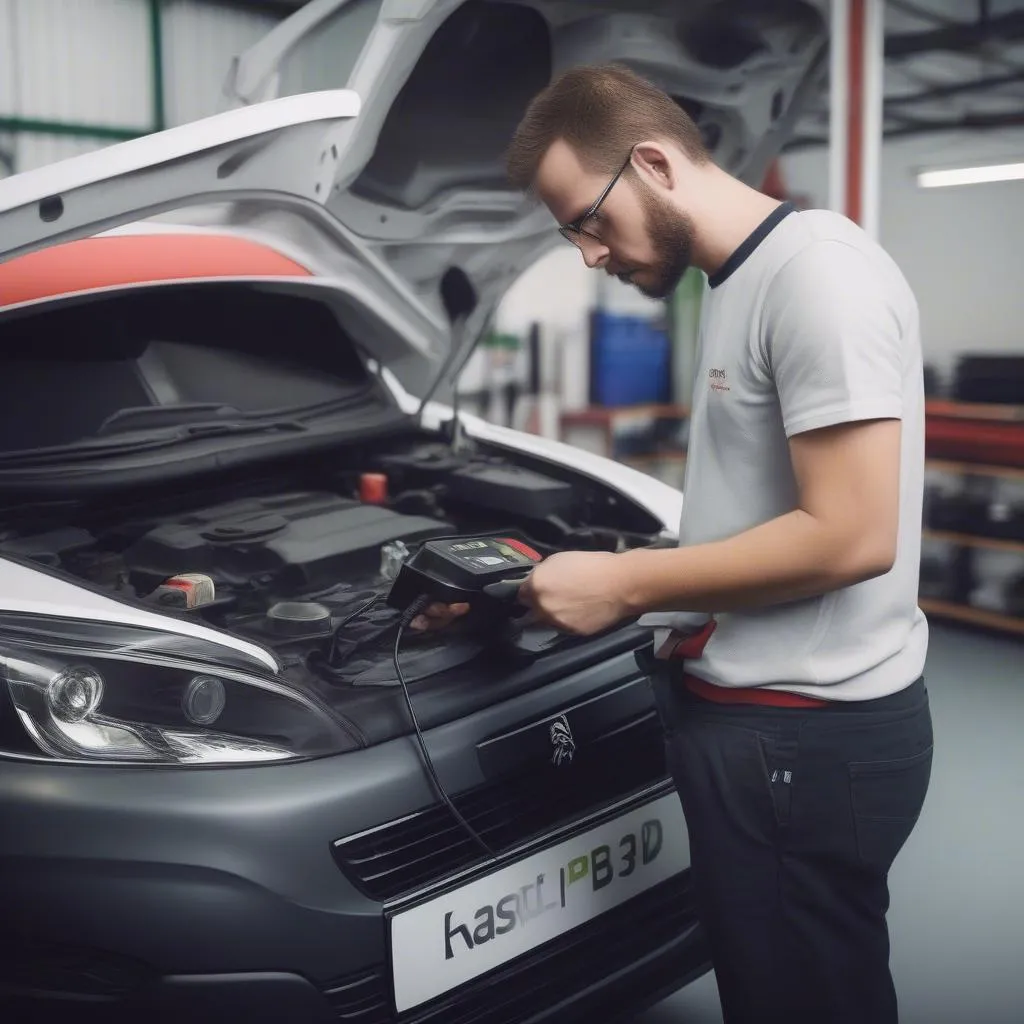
[614,417,902,616]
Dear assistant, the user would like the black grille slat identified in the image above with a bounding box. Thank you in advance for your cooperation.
[323,968,392,1023]
[359,845,475,891]
[346,817,469,864]
[353,797,527,870]
[346,824,471,871]
[334,712,667,902]
[364,806,469,851]
[322,871,700,1023]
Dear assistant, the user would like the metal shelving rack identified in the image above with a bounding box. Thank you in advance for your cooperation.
[560,399,1024,638]
[922,400,1024,637]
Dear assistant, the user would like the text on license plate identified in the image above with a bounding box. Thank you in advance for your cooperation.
[388,792,689,1013]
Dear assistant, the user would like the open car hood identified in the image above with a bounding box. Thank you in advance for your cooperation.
[0,0,829,402]
[224,0,829,391]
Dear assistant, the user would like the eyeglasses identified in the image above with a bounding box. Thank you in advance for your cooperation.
[557,149,635,249]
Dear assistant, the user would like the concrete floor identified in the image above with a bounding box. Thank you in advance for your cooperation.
[634,622,1024,1024]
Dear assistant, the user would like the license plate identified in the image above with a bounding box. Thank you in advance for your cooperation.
[388,792,689,1014]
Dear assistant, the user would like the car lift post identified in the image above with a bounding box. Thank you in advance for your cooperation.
[829,0,886,240]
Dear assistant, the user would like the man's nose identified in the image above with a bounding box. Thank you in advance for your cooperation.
[578,237,609,270]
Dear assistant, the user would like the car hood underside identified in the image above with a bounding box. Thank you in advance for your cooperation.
[0,0,829,400]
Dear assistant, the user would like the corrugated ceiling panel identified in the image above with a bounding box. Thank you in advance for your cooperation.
[161,0,279,127]
[3,0,152,128]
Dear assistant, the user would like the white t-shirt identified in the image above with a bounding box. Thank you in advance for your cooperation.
[642,202,929,701]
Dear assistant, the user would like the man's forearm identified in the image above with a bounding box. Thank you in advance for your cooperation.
[615,508,895,616]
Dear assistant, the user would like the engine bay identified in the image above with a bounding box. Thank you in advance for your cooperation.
[0,437,667,700]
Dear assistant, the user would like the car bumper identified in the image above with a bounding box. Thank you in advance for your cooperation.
[4,874,708,1024]
[0,646,710,1022]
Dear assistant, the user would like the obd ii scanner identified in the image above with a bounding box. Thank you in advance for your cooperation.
[386,534,542,618]
[387,533,569,657]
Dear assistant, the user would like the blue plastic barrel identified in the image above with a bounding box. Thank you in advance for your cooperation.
[590,312,670,407]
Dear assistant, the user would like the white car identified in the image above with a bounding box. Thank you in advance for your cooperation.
[0,2,828,1021]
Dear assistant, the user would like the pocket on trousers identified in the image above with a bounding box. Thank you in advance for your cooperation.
[848,744,934,869]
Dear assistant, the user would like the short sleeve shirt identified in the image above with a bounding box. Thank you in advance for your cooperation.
[642,203,929,701]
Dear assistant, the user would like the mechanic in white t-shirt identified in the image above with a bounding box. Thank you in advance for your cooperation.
[416,64,935,1024]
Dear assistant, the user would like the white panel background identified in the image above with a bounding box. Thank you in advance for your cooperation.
[162,0,277,127]
[0,0,152,124]
[0,0,17,120]
[15,134,109,173]
[0,0,282,174]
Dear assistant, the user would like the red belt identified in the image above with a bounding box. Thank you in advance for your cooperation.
[682,672,830,709]
[657,621,831,709]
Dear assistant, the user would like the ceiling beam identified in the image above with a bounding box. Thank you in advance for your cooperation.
[784,109,1024,151]
[884,110,1024,138]
[886,9,1024,59]
[886,71,1024,107]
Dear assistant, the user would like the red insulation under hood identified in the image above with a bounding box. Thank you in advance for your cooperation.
[0,233,313,310]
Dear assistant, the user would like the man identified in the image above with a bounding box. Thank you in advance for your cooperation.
[414,64,933,1024]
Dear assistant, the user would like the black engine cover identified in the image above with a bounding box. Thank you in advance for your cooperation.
[379,450,575,520]
[446,463,574,519]
[124,492,452,594]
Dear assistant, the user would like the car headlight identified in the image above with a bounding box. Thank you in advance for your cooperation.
[0,614,355,765]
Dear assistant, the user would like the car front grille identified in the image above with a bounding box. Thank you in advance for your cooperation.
[322,870,701,1024]
[323,968,393,1024]
[332,708,668,902]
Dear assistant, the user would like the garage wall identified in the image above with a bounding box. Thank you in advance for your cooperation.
[781,128,1024,382]
[494,248,596,338]
[0,0,278,178]
[0,0,154,173]
[161,0,278,127]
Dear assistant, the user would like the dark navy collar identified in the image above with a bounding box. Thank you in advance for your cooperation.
[708,201,798,289]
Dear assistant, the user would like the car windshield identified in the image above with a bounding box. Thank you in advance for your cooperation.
[0,283,375,456]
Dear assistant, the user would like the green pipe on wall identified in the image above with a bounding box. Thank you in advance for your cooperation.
[149,0,167,133]
[0,116,146,141]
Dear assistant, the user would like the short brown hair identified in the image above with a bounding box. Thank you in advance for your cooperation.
[506,63,711,191]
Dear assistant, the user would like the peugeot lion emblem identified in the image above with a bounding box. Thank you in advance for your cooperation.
[549,714,576,767]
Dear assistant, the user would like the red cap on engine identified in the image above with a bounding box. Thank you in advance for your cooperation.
[360,472,389,505]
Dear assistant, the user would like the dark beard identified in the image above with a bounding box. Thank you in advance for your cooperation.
[633,176,695,299]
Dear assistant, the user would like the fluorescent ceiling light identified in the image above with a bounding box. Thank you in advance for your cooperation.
[917,162,1024,189]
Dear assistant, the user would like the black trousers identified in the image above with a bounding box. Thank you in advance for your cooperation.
[647,663,934,1024]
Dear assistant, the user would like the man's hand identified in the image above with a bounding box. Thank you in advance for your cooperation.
[409,601,471,632]
[407,551,634,636]
[518,550,633,635]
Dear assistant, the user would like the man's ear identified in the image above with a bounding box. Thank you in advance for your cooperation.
[631,142,676,192]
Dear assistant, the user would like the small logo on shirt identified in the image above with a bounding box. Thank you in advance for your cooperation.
[708,367,731,392]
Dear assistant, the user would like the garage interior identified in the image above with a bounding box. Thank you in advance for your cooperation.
[1,1,1022,1022]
